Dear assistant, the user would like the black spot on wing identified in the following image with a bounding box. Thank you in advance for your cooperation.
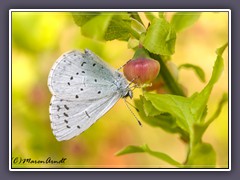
[57,105,61,111]
[64,105,69,110]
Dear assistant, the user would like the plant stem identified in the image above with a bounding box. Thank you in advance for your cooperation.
[149,53,186,96]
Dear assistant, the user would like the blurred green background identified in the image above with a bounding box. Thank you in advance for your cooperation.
[11,11,228,168]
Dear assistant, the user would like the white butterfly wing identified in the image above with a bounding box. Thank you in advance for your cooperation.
[48,50,118,100]
[50,93,121,141]
[48,49,129,141]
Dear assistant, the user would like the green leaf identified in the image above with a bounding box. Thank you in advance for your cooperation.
[131,18,146,34]
[115,145,145,155]
[141,97,161,116]
[144,92,192,133]
[104,14,136,41]
[143,18,176,55]
[171,12,201,32]
[209,55,224,85]
[185,143,216,168]
[81,13,113,40]
[135,98,189,142]
[72,12,100,27]
[116,144,181,167]
[216,42,228,56]
[129,12,144,25]
[190,49,224,123]
[200,106,208,123]
[144,12,157,22]
[179,63,206,82]
[188,43,226,146]
[72,12,140,41]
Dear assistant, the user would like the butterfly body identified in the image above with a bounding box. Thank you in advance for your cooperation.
[48,49,132,141]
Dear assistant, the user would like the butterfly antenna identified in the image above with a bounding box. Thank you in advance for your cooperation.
[126,76,140,88]
[124,99,142,127]
[117,60,132,71]
[125,100,139,112]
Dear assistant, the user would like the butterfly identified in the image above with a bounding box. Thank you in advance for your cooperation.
[48,49,133,141]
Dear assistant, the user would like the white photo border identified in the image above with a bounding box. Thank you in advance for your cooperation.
[9,9,231,171]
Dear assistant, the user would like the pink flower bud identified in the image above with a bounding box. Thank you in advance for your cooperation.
[123,58,160,85]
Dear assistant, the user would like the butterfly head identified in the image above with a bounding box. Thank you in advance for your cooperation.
[118,80,133,99]
[123,89,133,99]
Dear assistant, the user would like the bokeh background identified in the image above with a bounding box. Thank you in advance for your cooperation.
[11,11,229,168]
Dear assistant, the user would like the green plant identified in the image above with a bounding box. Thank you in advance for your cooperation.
[72,12,228,168]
